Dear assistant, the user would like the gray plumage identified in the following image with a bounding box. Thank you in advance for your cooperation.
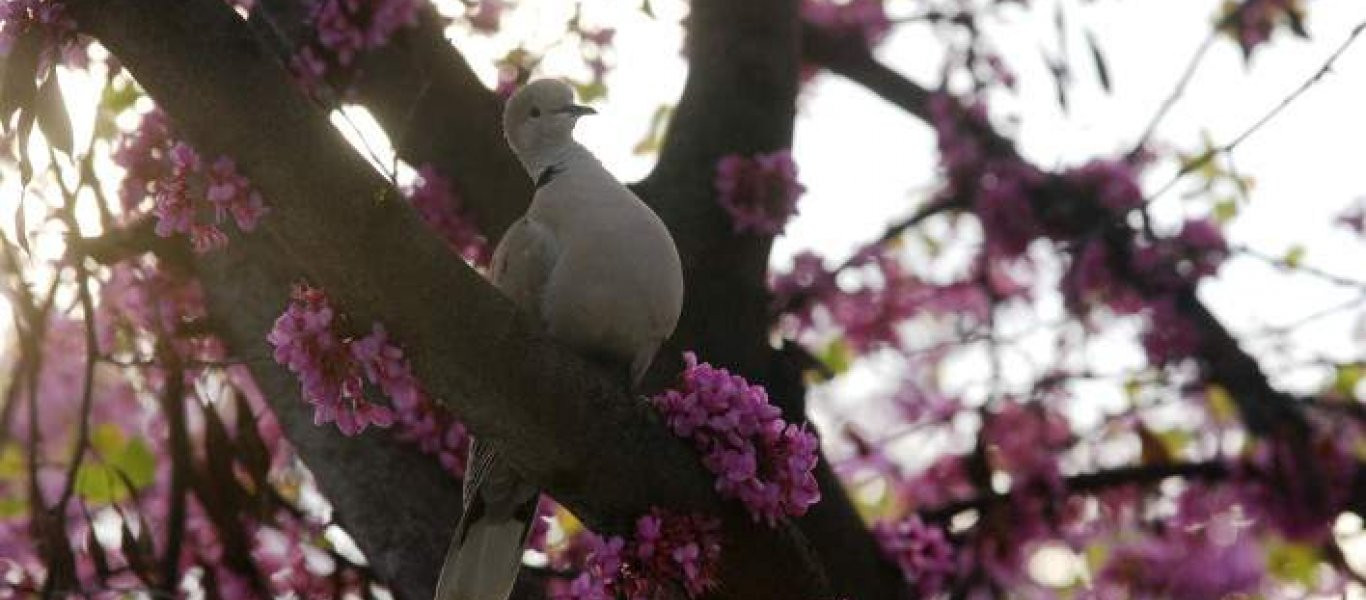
[433,79,684,600]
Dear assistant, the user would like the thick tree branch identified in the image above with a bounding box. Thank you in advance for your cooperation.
[68,0,831,598]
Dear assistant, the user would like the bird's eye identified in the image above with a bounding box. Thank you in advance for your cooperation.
[530,107,542,118]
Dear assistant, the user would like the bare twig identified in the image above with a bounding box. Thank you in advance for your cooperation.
[1149,21,1366,202]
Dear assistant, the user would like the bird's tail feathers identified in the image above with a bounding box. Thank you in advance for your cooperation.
[434,512,533,600]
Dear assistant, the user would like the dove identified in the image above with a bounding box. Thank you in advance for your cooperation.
[434,79,685,600]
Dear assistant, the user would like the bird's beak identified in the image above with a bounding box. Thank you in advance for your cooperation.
[557,104,597,117]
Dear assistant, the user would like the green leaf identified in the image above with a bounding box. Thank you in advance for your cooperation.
[111,437,156,490]
[75,464,123,503]
[816,339,853,377]
[1283,245,1306,269]
[91,423,125,456]
[75,427,157,504]
[100,78,141,115]
[1265,539,1320,587]
[1334,363,1362,398]
[572,79,607,104]
[1213,197,1239,224]
[632,104,673,156]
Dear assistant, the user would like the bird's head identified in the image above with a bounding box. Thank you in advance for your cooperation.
[502,79,596,173]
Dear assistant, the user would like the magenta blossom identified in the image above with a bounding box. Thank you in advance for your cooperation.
[875,516,957,596]
[290,0,420,91]
[116,110,268,252]
[801,0,891,48]
[651,352,821,524]
[406,164,490,267]
[267,285,394,436]
[715,150,806,236]
[552,509,721,600]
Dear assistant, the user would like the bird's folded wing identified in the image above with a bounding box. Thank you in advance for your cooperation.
[490,216,559,317]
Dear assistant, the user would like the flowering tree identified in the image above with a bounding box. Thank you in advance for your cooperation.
[1,0,1364,598]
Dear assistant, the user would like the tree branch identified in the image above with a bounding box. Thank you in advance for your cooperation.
[68,0,832,597]
[808,30,1311,441]
[249,1,530,241]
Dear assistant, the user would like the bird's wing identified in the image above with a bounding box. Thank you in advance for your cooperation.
[490,216,559,317]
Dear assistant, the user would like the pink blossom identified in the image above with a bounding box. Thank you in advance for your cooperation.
[1337,198,1365,235]
[1062,239,1143,316]
[1225,0,1304,57]
[406,165,490,267]
[975,161,1045,258]
[205,156,268,232]
[1239,432,1357,542]
[1100,489,1265,599]
[900,454,976,510]
[1141,295,1202,365]
[553,509,721,600]
[982,401,1070,490]
[266,285,392,437]
[1062,159,1145,215]
[801,0,891,49]
[267,285,469,474]
[1174,218,1228,279]
[117,110,268,251]
[715,150,805,236]
[290,0,420,90]
[875,516,957,596]
[0,0,81,71]
[151,142,201,238]
[113,109,175,213]
[650,353,821,524]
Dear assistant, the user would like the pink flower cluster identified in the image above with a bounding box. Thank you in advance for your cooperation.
[552,509,722,600]
[1063,219,1228,364]
[982,402,1070,491]
[267,285,470,474]
[771,247,1002,352]
[113,110,267,253]
[874,516,957,597]
[290,0,421,91]
[1099,487,1265,598]
[929,95,1047,259]
[651,352,821,525]
[1065,159,1145,215]
[1239,432,1357,542]
[406,165,490,267]
[1225,0,1305,57]
[0,0,81,70]
[715,150,806,236]
[1338,197,1366,235]
[267,285,395,436]
[801,0,891,49]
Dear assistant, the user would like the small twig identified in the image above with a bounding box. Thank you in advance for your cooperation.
[776,197,960,315]
[50,153,102,516]
[1133,31,1217,152]
[1149,21,1366,203]
[922,460,1230,523]
[1234,244,1366,290]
